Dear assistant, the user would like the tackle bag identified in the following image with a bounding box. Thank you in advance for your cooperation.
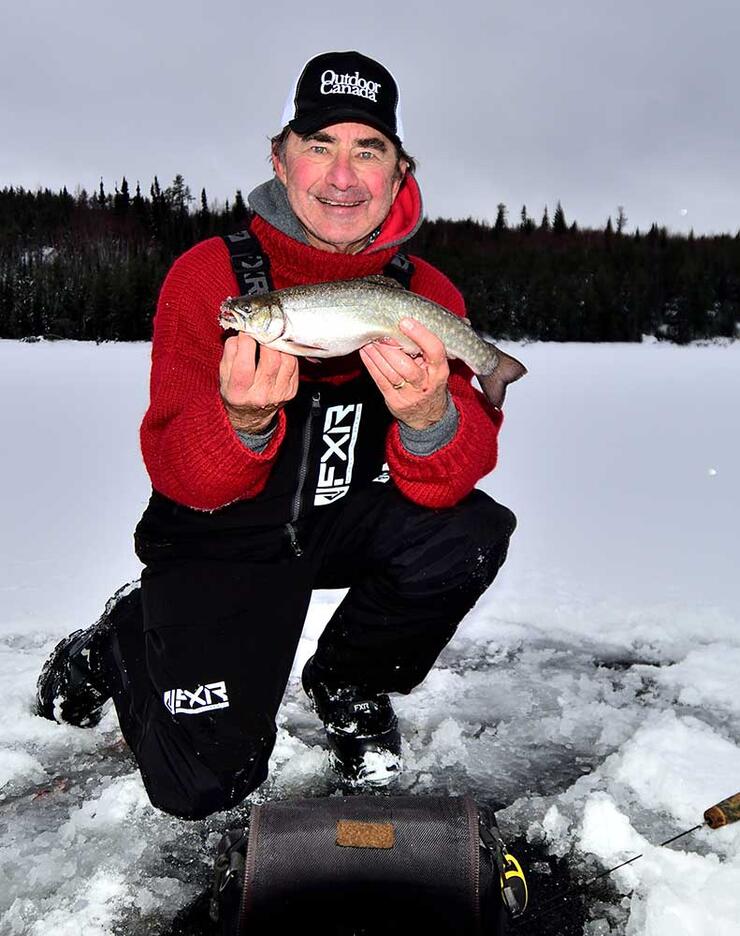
[210,794,527,935]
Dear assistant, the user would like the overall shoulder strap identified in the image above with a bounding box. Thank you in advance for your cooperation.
[222,221,273,295]
[382,251,415,290]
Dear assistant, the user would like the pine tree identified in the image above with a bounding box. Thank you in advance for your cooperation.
[114,176,130,215]
[540,206,550,231]
[165,174,192,214]
[133,181,145,216]
[519,205,535,233]
[232,189,247,222]
[494,203,507,233]
[96,178,108,209]
[552,201,567,234]
[198,187,212,237]
[616,205,628,234]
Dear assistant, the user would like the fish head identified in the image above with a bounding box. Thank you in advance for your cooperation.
[218,295,286,343]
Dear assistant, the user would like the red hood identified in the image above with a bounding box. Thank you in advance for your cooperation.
[369,172,423,253]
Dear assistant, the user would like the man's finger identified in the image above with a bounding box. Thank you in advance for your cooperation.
[224,334,258,395]
[365,341,420,387]
[274,353,300,400]
[360,347,394,394]
[398,318,448,368]
[255,345,286,379]
[220,335,239,385]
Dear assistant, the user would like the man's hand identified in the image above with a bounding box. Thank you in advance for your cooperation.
[220,333,299,433]
[360,318,450,430]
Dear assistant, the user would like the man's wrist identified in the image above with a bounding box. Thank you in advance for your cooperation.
[223,399,276,434]
[396,392,449,431]
[398,393,459,456]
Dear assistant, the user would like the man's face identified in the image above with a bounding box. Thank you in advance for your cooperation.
[273,122,406,254]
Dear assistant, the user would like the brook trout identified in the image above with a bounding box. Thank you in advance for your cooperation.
[219,276,526,407]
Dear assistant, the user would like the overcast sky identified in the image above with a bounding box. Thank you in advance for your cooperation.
[2,0,738,235]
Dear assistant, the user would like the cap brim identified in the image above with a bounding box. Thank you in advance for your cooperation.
[288,109,401,148]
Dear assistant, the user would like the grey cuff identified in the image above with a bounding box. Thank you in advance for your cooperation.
[235,419,277,454]
[398,393,459,456]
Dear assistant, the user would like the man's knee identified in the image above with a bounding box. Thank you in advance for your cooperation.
[386,491,515,599]
[134,720,275,820]
[435,491,516,570]
[457,492,516,585]
[458,490,517,545]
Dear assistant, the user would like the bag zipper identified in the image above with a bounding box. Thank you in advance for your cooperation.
[285,390,321,557]
[209,831,246,923]
[238,804,262,933]
[463,796,482,933]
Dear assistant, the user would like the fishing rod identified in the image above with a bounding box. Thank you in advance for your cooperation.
[513,791,740,928]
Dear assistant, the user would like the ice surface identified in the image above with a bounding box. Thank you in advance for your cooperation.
[1,339,739,934]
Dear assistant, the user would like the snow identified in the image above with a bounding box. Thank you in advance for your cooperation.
[1,338,739,934]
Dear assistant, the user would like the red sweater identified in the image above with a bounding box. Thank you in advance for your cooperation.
[140,182,503,511]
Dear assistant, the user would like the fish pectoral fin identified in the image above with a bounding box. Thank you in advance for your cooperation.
[361,275,406,289]
[283,338,330,352]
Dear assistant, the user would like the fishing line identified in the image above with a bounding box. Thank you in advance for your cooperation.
[512,791,740,929]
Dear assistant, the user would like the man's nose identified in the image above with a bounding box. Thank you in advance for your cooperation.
[324,152,359,189]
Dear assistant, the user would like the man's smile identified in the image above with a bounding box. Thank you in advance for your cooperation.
[315,196,367,208]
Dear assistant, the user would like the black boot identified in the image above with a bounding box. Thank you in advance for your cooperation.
[35,582,139,727]
[302,655,402,788]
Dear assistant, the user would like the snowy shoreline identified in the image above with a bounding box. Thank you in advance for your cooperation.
[1,340,739,935]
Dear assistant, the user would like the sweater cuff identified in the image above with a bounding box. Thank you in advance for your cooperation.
[397,393,459,456]
[235,417,278,454]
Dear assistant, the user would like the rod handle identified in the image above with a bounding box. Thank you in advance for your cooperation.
[704,792,740,829]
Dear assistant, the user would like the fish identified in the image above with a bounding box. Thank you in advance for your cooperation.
[218,275,527,407]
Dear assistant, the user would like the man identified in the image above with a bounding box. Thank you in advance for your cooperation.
[36,51,517,819]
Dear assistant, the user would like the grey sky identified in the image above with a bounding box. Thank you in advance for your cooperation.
[2,0,738,235]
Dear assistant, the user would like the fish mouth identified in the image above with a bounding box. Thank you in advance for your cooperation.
[218,301,240,328]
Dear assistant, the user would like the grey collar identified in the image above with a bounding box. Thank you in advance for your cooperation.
[247,178,309,244]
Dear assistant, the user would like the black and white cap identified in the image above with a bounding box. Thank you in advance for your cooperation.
[280,50,405,147]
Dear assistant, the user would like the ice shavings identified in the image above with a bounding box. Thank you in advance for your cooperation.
[611,712,740,843]
[578,796,740,936]
[0,747,44,790]
[638,645,740,712]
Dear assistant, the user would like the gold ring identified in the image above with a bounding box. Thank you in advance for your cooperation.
[392,379,407,390]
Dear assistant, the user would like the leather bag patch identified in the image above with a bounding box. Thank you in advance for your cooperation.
[336,820,395,849]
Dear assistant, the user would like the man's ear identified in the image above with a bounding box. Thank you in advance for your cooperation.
[272,150,287,183]
[391,160,408,201]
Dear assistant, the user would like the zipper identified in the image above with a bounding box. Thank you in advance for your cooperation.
[463,796,482,933]
[285,391,321,557]
[238,806,261,933]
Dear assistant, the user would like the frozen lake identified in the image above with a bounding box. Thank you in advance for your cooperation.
[1,338,739,935]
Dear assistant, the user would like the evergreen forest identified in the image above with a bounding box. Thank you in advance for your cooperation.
[1,178,738,344]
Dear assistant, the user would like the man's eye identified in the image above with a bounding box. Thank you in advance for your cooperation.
[357,151,376,160]
[310,145,328,154]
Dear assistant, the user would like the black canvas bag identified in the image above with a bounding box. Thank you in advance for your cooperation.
[210,794,523,935]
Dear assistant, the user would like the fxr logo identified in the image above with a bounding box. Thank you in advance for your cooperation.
[163,681,230,715]
[314,403,363,506]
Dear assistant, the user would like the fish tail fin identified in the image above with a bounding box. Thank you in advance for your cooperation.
[476,348,527,408]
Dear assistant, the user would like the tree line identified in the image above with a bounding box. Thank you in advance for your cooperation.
[1,179,738,343]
